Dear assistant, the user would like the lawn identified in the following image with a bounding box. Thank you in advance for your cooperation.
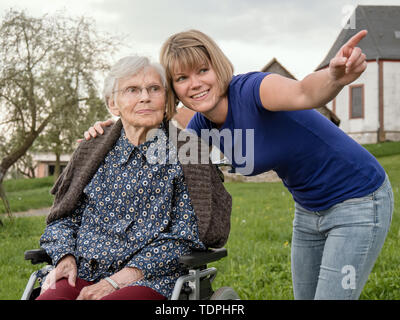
[215,153,400,299]
[0,176,54,214]
[0,147,399,300]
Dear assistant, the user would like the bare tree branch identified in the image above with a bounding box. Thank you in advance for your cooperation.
[0,9,120,222]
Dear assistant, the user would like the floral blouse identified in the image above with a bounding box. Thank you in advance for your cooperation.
[39,126,205,298]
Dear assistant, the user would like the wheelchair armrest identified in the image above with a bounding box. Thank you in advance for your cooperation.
[24,248,52,265]
[179,248,227,269]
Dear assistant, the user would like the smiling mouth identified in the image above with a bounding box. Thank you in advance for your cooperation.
[191,90,209,99]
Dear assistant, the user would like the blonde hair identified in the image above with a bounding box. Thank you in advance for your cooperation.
[160,29,234,114]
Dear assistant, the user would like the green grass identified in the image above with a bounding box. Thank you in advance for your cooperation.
[0,176,54,214]
[359,154,400,299]
[0,216,48,300]
[2,176,55,193]
[0,153,399,300]
[211,182,294,299]
[363,141,400,158]
[211,152,400,300]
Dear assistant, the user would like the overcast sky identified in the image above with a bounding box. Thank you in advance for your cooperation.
[1,0,400,79]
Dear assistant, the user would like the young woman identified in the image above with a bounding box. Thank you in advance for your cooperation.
[86,29,393,300]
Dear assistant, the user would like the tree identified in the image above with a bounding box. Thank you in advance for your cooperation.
[34,94,110,179]
[0,9,118,223]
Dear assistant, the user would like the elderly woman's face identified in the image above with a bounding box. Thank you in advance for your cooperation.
[109,67,166,129]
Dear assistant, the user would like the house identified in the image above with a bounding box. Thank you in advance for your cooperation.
[33,153,70,178]
[316,5,400,144]
[261,58,341,126]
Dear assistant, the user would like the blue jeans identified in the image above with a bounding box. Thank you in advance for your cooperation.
[291,175,394,300]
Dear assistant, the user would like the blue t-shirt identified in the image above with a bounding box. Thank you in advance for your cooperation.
[187,72,385,211]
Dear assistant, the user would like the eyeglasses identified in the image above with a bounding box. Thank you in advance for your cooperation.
[113,85,165,99]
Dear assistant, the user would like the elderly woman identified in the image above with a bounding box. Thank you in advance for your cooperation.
[36,56,231,300]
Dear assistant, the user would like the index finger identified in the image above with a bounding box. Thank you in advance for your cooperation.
[344,30,368,49]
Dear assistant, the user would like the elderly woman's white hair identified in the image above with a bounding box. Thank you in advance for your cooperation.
[103,55,171,117]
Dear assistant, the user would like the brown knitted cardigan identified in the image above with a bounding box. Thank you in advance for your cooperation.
[46,119,232,248]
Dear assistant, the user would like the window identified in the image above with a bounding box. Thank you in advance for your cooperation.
[349,84,364,119]
[48,164,66,176]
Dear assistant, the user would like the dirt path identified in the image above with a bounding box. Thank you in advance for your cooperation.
[11,207,50,218]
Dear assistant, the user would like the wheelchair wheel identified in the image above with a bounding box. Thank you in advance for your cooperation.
[210,286,240,300]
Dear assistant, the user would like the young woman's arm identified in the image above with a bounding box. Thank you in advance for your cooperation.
[260,30,368,111]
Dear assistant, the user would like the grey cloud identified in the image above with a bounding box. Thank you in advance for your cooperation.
[3,0,399,78]
[87,0,367,74]
[94,0,346,45]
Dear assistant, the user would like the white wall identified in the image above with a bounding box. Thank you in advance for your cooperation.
[384,61,400,141]
[327,61,379,144]
[326,61,400,144]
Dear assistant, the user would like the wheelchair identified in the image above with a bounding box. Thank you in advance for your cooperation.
[21,247,240,300]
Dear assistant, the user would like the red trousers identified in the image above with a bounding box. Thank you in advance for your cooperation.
[36,278,167,300]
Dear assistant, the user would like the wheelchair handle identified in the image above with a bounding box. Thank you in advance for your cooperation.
[24,248,52,265]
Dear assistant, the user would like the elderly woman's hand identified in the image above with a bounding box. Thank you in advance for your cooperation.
[75,279,116,300]
[41,254,77,294]
[75,267,144,300]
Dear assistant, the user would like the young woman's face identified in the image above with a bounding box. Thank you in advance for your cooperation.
[171,61,223,114]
